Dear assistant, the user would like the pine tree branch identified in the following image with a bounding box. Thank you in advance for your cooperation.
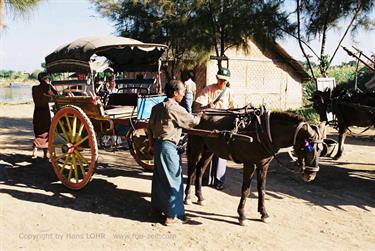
[297,0,316,82]
[328,2,362,67]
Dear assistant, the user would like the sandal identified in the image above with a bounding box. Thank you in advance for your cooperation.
[164,217,187,226]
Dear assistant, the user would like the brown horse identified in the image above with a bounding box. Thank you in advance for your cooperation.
[185,108,323,226]
[309,87,375,159]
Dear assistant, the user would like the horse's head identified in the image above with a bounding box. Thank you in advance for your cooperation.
[308,90,331,122]
[292,122,324,182]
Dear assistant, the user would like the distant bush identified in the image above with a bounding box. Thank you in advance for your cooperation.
[328,66,373,91]
[29,70,42,80]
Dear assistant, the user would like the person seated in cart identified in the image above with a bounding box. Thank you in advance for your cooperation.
[106,75,118,94]
[93,75,118,106]
[77,73,86,81]
[147,80,201,226]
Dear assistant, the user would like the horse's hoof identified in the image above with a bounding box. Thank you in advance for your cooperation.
[184,198,192,205]
[261,217,271,223]
[197,200,206,206]
[239,219,248,226]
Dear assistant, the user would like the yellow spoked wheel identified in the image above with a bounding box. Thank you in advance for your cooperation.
[49,105,98,190]
[127,122,154,171]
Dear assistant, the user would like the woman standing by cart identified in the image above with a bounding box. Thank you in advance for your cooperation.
[31,72,57,159]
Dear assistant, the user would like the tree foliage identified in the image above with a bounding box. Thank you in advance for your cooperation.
[293,0,375,80]
[90,0,294,79]
[190,0,294,67]
[0,0,41,31]
[92,0,202,80]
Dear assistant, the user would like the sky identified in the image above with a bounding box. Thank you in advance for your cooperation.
[0,0,374,72]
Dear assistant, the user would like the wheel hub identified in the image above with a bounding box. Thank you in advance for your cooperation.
[62,143,75,154]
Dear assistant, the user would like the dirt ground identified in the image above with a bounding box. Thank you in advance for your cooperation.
[0,103,374,251]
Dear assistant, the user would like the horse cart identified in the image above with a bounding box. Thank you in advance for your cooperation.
[309,46,375,159]
[45,36,167,189]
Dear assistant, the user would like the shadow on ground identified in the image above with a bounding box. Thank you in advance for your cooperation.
[0,153,162,224]
[1,136,374,225]
[206,151,375,213]
[0,117,33,151]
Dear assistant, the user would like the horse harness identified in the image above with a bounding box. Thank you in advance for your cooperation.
[292,122,323,172]
[187,106,322,172]
[221,106,322,172]
[193,105,272,151]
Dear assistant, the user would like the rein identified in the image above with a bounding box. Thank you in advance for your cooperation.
[293,122,309,145]
[347,125,374,135]
[254,110,279,156]
[183,128,253,143]
[201,105,256,116]
[186,105,258,151]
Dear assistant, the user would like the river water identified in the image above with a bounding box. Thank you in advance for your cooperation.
[0,83,33,103]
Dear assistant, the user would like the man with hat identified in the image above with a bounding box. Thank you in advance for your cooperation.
[194,67,235,190]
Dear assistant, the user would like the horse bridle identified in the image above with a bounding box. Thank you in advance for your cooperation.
[250,111,321,173]
[293,122,322,172]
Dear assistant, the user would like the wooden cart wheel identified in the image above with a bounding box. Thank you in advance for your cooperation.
[127,122,154,171]
[48,105,98,189]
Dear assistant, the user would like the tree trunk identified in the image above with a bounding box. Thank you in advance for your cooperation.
[0,0,5,30]
[328,3,362,68]
[319,2,332,77]
[296,0,316,82]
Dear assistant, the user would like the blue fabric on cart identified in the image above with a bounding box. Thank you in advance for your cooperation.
[137,95,166,120]
[151,139,185,219]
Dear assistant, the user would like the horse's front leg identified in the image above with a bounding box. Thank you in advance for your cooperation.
[256,158,272,223]
[184,164,195,205]
[184,138,202,205]
[237,162,256,226]
[334,126,348,160]
[195,151,213,205]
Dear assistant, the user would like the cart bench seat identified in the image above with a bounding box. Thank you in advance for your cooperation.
[53,96,106,119]
[53,94,166,121]
[104,106,136,119]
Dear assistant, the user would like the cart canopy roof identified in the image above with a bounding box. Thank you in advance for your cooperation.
[45,36,167,73]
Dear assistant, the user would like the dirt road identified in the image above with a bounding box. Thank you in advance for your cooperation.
[0,103,374,250]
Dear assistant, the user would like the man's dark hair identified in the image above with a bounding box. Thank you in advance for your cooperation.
[37,72,50,82]
[181,70,195,82]
[165,80,183,98]
[187,71,195,80]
